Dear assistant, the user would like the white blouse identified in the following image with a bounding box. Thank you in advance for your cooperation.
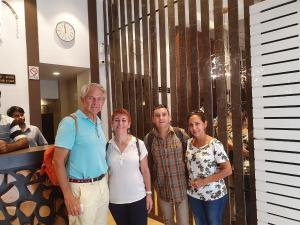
[107,136,148,204]
[186,138,229,201]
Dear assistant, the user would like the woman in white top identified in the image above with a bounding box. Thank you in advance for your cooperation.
[186,110,232,225]
[106,108,153,225]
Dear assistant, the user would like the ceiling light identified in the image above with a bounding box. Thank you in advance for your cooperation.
[53,72,60,76]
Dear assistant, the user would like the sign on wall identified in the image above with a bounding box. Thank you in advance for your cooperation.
[28,66,39,80]
[0,73,15,84]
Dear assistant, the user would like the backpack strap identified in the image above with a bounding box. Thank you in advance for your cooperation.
[174,127,188,151]
[136,137,141,161]
[69,113,78,134]
[144,130,155,152]
[106,142,109,151]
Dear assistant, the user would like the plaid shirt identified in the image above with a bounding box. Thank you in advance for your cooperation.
[145,126,189,203]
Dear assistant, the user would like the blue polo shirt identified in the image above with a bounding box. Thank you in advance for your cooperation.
[55,110,107,179]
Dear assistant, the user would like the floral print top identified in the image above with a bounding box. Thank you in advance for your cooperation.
[186,138,229,201]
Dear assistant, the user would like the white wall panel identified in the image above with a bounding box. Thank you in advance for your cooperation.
[250,13,300,36]
[252,72,300,87]
[250,1,300,224]
[251,24,300,47]
[257,211,300,225]
[256,181,300,198]
[251,61,300,77]
[252,84,300,97]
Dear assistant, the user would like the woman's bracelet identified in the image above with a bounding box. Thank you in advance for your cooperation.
[146,191,152,195]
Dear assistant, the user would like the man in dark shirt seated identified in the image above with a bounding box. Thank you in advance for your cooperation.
[0,91,29,154]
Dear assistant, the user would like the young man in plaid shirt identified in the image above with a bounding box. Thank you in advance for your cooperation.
[144,105,189,225]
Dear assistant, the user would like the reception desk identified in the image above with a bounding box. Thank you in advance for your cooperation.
[0,146,67,225]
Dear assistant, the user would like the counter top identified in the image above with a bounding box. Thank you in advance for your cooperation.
[0,145,50,170]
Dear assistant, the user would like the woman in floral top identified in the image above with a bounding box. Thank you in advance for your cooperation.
[186,110,232,225]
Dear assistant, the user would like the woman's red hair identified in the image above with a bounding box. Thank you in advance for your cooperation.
[111,108,131,123]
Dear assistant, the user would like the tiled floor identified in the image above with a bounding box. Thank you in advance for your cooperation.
[107,212,163,225]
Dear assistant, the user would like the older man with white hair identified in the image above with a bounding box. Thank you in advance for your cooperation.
[53,83,109,225]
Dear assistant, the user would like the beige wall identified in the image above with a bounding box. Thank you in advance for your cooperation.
[77,70,91,108]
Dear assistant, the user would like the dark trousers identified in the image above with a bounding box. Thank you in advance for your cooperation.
[109,197,147,225]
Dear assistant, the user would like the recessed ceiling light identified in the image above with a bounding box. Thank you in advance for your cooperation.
[53,72,60,76]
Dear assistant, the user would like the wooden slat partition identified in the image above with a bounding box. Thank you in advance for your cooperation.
[150,0,159,107]
[107,0,116,110]
[120,0,130,111]
[199,0,213,135]
[136,74,144,138]
[134,0,144,138]
[228,1,246,225]
[142,0,152,135]
[168,0,178,125]
[104,0,259,224]
[127,0,135,74]
[177,0,188,129]
[103,0,112,137]
[129,73,137,136]
[158,0,168,105]
[88,0,100,83]
[122,72,130,111]
[213,1,230,225]
[112,1,122,108]
[244,1,257,225]
[188,0,199,111]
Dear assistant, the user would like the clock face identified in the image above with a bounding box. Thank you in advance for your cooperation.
[56,21,75,42]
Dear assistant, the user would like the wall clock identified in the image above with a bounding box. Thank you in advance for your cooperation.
[55,21,75,42]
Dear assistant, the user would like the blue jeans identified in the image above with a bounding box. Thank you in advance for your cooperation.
[188,195,228,225]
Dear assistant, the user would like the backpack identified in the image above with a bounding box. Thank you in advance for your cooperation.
[145,127,188,152]
[40,113,77,186]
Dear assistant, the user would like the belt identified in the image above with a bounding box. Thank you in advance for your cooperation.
[68,174,105,183]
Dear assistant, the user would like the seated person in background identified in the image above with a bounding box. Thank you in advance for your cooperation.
[7,106,48,147]
[0,91,29,154]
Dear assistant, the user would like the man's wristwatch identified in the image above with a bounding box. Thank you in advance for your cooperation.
[146,191,152,195]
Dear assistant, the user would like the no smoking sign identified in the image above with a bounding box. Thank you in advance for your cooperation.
[28,66,39,80]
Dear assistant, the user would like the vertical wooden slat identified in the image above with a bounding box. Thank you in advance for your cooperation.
[150,0,159,106]
[168,0,178,125]
[88,0,100,83]
[24,0,41,129]
[112,1,122,108]
[108,0,116,109]
[213,1,230,225]
[122,72,130,110]
[134,0,144,138]
[120,0,128,74]
[129,74,137,136]
[228,1,246,225]
[127,0,134,74]
[177,0,188,128]
[103,0,112,138]
[134,0,142,75]
[159,0,167,105]
[188,0,199,111]
[142,0,150,76]
[142,0,152,135]
[199,0,213,135]
[136,75,144,138]
[244,0,257,225]
[120,0,130,110]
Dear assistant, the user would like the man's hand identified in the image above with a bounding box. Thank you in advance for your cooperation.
[64,191,82,216]
[0,140,8,153]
